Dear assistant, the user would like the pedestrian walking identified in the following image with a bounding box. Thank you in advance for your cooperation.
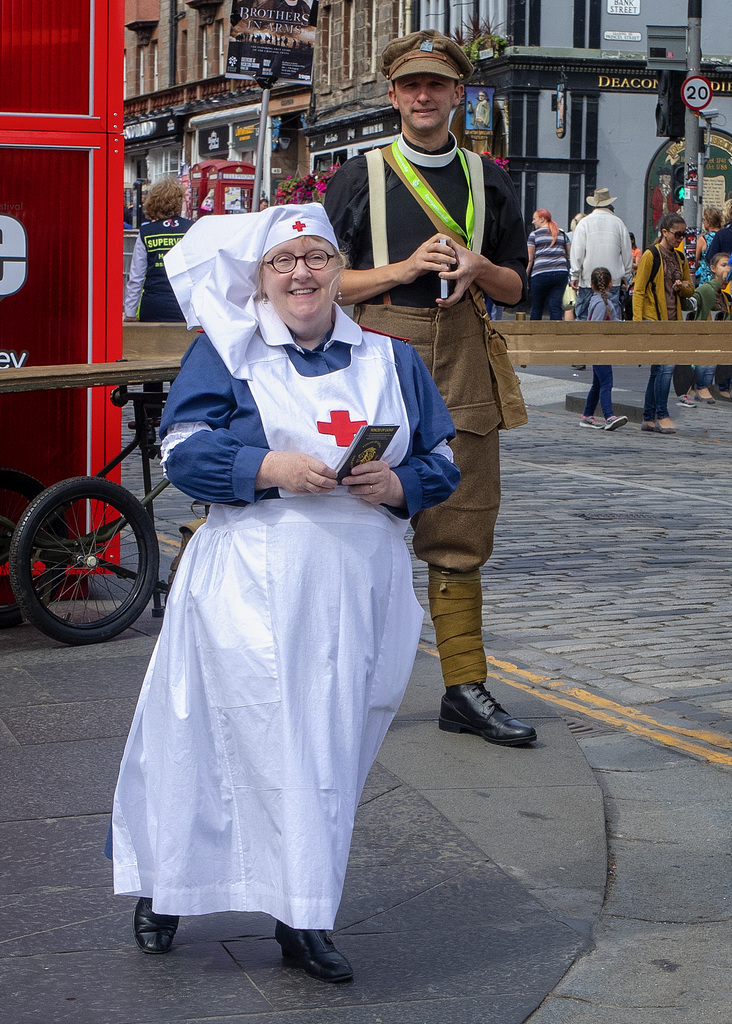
[579,267,628,431]
[705,199,732,265]
[695,207,723,284]
[527,209,571,321]
[123,176,193,323]
[633,213,695,434]
[110,204,459,980]
[569,188,632,320]
[324,28,537,747]
[677,252,732,408]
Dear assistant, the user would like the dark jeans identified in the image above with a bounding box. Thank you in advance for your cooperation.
[643,364,674,421]
[695,365,716,388]
[583,365,614,419]
[530,271,567,321]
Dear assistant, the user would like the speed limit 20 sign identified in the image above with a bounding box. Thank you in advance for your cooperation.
[681,76,713,111]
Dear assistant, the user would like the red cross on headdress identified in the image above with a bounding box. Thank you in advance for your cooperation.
[317,410,367,447]
[292,220,307,232]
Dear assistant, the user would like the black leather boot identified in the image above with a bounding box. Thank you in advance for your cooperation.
[439,683,537,746]
[133,897,180,954]
[274,920,353,982]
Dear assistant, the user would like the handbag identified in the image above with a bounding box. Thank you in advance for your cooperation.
[562,283,576,311]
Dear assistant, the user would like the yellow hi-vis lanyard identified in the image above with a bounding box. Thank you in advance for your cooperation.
[390,141,474,248]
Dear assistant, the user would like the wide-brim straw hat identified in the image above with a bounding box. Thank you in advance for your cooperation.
[587,187,618,208]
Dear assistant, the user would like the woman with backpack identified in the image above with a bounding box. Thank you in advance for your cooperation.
[633,213,695,434]
[527,209,571,321]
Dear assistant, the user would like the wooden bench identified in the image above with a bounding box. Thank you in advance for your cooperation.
[120,321,732,367]
[3,320,732,395]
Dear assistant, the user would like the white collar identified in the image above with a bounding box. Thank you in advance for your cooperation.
[254,300,364,355]
[396,133,458,168]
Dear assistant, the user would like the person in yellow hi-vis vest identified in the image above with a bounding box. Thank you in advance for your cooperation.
[325,30,536,746]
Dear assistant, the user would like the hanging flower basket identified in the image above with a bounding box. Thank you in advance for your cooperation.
[482,152,509,172]
[275,165,339,205]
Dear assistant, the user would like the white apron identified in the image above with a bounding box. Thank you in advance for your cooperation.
[112,331,424,928]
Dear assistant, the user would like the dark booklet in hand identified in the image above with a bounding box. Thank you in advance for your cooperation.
[336,424,400,483]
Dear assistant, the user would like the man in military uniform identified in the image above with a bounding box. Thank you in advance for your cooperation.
[325,30,536,746]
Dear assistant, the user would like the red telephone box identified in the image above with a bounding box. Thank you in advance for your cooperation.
[191,160,256,217]
[0,0,124,486]
[189,159,229,219]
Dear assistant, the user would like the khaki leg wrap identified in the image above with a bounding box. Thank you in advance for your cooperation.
[428,567,486,688]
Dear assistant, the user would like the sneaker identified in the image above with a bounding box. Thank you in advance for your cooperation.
[677,395,697,408]
[579,415,603,429]
[604,415,628,431]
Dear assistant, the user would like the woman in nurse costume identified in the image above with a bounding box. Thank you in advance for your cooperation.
[110,204,460,982]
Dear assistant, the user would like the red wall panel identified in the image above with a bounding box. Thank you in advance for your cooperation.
[0,2,124,488]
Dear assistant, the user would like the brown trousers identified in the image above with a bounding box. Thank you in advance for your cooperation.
[354,300,501,573]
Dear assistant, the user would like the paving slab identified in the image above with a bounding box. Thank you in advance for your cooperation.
[0,622,603,1024]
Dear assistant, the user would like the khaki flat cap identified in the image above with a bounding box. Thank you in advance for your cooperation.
[381,30,474,83]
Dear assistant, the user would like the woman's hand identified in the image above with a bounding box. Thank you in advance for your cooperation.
[256,451,337,494]
[343,461,406,509]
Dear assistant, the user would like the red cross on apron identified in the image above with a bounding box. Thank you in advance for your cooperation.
[317,410,367,446]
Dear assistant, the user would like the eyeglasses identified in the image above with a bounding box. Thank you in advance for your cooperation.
[264,250,336,273]
[667,229,686,239]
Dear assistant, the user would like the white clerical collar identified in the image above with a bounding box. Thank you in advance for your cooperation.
[396,133,458,168]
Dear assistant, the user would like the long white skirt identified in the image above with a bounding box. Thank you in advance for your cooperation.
[112,496,423,928]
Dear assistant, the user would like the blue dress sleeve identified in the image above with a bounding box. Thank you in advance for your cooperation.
[389,339,461,518]
[160,334,272,504]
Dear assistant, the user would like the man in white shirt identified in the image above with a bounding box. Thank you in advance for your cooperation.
[570,187,633,319]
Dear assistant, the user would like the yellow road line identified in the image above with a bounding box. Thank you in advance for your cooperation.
[156,534,180,553]
[485,655,732,750]
[418,643,732,767]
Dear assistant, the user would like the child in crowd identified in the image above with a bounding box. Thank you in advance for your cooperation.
[579,267,629,431]
[678,252,732,406]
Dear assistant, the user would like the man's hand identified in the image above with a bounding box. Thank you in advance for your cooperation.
[342,460,406,509]
[400,233,459,285]
[255,452,337,494]
[435,239,524,308]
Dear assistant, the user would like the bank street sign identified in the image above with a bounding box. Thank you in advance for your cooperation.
[608,1,640,13]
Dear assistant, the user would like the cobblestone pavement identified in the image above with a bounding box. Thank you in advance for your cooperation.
[123,367,732,764]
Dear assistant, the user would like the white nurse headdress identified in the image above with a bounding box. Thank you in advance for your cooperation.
[164,203,341,379]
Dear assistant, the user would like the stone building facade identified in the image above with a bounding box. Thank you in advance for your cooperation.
[309,0,732,251]
[123,0,311,208]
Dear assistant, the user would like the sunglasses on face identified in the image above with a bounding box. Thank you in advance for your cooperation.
[264,250,336,273]
[667,229,686,239]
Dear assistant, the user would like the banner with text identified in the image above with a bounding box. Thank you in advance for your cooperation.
[226,2,317,83]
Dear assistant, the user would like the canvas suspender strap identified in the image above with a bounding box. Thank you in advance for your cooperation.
[462,148,485,255]
[365,148,389,268]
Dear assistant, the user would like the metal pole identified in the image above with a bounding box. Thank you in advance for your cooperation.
[253,77,276,212]
[684,0,703,257]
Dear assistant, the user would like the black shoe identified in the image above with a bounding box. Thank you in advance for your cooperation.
[439,683,537,746]
[275,920,353,982]
[133,897,180,954]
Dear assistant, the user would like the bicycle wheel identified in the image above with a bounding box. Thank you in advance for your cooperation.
[10,476,159,645]
[0,469,45,629]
